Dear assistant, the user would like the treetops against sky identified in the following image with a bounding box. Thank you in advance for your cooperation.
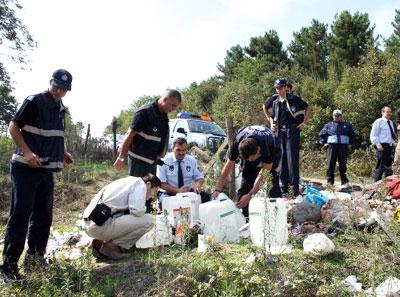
[1,0,400,137]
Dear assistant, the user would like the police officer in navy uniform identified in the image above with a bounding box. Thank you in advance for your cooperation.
[262,81,294,123]
[212,126,280,218]
[269,79,312,196]
[319,110,356,185]
[1,69,74,283]
[114,89,182,177]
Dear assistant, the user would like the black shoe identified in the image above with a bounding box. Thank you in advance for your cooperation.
[24,254,49,271]
[1,263,22,284]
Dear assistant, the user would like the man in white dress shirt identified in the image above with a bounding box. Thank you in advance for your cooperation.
[83,173,160,259]
[157,137,211,207]
[370,106,397,181]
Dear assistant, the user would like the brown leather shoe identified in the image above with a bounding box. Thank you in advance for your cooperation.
[98,243,130,260]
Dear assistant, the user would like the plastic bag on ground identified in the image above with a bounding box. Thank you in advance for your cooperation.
[375,276,400,296]
[304,186,329,209]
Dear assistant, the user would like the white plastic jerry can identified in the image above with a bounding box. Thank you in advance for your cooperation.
[162,192,201,228]
[249,194,289,253]
[199,193,244,243]
[135,215,173,249]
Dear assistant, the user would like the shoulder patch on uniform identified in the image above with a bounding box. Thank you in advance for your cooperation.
[26,95,35,101]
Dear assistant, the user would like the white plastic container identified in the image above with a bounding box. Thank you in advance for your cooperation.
[162,192,201,228]
[249,194,290,254]
[136,215,173,249]
[199,193,245,243]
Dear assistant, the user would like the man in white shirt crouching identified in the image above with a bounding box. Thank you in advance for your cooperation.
[83,173,160,260]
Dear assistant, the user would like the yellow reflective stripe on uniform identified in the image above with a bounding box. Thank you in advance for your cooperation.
[137,131,161,142]
[11,154,63,169]
[22,124,64,137]
[128,151,154,164]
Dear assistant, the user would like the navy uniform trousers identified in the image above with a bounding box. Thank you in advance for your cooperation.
[326,144,349,185]
[277,124,301,195]
[3,165,54,265]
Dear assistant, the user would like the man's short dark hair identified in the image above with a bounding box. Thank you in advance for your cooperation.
[173,137,187,147]
[142,173,161,188]
[239,138,259,160]
[164,89,182,103]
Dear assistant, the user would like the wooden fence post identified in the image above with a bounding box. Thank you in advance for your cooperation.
[226,117,236,200]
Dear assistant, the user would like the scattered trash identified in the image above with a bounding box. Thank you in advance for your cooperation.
[303,233,335,255]
[239,223,250,239]
[375,276,400,297]
[304,186,329,209]
[343,275,362,292]
[245,253,257,264]
[265,257,277,265]
[395,205,400,223]
[300,221,320,233]
[291,202,321,225]
[319,190,351,201]
[294,195,304,204]
[197,234,213,253]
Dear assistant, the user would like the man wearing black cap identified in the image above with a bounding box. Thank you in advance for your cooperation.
[1,69,74,283]
[269,78,312,196]
[319,110,356,186]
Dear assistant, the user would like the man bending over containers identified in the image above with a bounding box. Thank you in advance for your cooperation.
[212,126,280,218]
[83,173,160,260]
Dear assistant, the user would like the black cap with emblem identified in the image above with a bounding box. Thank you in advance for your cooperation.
[51,69,73,91]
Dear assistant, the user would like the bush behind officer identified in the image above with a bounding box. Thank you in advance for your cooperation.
[1,69,74,283]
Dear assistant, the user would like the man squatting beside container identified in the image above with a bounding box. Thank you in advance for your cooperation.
[319,109,356,186]
[83,174,161,260]
[212,126,281,218]
[1,69,74,283]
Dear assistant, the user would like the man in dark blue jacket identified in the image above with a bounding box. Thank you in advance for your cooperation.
[2,69,74,283]
[319,109,356,185]
[114,89,182,177]
[212,126,280,218]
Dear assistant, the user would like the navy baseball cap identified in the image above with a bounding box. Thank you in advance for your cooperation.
[274,78,287,88]
[51,69,72,91]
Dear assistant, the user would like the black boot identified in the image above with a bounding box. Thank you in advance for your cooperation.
[1,261,22,284]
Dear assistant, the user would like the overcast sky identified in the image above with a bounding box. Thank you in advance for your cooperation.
[4,0,400,136]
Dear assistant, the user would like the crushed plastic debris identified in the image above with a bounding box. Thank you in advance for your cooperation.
[375,276,400,297]
[343,275,362,292]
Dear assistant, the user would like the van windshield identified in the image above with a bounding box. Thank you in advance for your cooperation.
[187,120,226,136]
